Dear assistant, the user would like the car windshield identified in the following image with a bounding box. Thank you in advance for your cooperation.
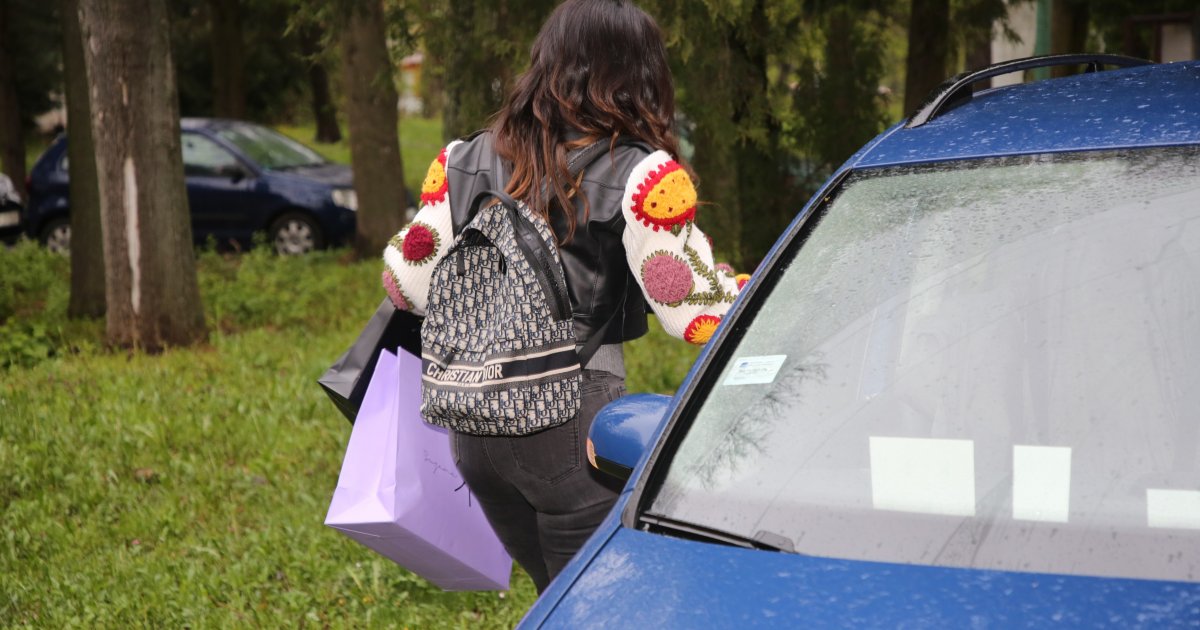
[647,146,1200,582]
[213,124,326,170]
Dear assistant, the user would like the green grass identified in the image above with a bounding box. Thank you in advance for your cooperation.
[24,135,55,173]
[0,243,698,628]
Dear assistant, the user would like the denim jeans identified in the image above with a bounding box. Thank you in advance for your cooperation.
[450,370,625,593]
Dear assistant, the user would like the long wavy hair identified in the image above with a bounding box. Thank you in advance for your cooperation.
[490,0,685,243]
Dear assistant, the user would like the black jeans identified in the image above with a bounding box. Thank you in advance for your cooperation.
[450,370,625,594]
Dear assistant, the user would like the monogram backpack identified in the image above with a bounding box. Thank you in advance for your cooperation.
[419,142,621,435]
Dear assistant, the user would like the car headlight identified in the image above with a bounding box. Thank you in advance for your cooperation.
[332,188,358,211]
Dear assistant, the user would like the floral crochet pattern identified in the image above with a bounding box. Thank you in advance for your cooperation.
[420,148,449,206]
[641,251,694,306]
[715,262,735,276]
[684,315,721,345]
[382,268,411,310]
[400,222,440,265]
[630,160,696,235]
[736,273,751,289]
[681,242,737,306]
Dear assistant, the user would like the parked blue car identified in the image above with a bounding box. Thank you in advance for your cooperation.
[524,55,1200,627]
[25,118,361,255]
[0,172,22,244]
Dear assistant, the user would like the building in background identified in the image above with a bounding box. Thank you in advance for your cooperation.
[991,1,1197,88]
[398,52,423,116]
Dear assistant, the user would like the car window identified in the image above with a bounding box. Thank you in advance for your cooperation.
[646,146,1200,582]
[213,125,325,170]
[182,133,242,177]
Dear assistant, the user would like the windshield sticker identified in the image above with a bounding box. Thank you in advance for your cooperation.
[1146,489,1200,530]
[869,436,976,517]
[1012,445,1072,523]
[722,355,787,386]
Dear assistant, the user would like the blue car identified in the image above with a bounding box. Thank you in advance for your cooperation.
[0,173,22,244]
[525,55,1200,627]
[25,118,361,255]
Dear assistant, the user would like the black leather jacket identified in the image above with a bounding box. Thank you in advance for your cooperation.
[445,132,650,346]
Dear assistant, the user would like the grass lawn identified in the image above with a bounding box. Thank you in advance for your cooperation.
[0,240,699,627]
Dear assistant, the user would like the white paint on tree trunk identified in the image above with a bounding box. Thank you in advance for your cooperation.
[123,157,141,315]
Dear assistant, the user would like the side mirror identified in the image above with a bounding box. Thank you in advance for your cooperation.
[219,164,247,183]
[587,393,672,481]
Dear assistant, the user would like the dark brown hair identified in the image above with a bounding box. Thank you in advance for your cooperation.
[490,0,684,243]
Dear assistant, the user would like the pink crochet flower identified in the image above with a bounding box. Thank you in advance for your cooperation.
[641,252,693,305]
[382,269,411,311]
[715,262,735,276]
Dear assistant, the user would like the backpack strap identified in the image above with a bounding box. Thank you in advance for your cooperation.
[469,137,645,368]
[468,137,635,221]
[575,283,626,368]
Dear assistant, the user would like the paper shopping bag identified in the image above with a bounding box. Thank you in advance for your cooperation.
[317,298,423,423]
[324,348,512,590]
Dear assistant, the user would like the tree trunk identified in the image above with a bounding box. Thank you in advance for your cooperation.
[340,0,406,257]
[420,48,444,120]
[209,0,246,119]
[0,0,26,202]
[687,30,743,269]
[729,7,792,272]
[903,0,952,115]
[439,0,513,141]
[79,0,207,350]
[61,0,105,319]
[298,25,340,143]
[965,30,992,86]
[441,0,477,141]
[1051,0,1090,78]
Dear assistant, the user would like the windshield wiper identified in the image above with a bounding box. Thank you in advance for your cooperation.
[639,513,797,553]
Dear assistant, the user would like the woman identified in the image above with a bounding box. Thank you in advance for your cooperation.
[382,0,744,594]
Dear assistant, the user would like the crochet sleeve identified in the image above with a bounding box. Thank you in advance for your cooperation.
[381,140,462,316]
[621,151,745,345]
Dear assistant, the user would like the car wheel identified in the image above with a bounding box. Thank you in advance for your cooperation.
[269,212,324,255]
[41,218,71,256]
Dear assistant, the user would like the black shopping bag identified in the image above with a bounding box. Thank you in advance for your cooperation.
[319,298,423,423]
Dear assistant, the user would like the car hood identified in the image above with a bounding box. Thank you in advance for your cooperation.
[532,527,1200,628]
[266,162,353,187]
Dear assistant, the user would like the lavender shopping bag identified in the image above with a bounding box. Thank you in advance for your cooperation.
[324,348,512,590]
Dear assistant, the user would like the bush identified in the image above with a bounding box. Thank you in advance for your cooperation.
[197,245,379,335]
[0,243,384,370]
[0,241,84,369]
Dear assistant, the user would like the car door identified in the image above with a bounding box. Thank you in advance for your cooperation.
[181,132,262,247]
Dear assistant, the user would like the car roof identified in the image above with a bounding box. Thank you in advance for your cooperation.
[180,117,259,132]
[853,60,1200,169]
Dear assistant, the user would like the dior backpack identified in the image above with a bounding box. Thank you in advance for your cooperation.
[419,142,619,435]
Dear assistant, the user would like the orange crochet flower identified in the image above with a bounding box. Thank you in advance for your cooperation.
[420,148,449,205]
[683,315,721,345]
[631,161,696,234]
[735,273,751,289]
